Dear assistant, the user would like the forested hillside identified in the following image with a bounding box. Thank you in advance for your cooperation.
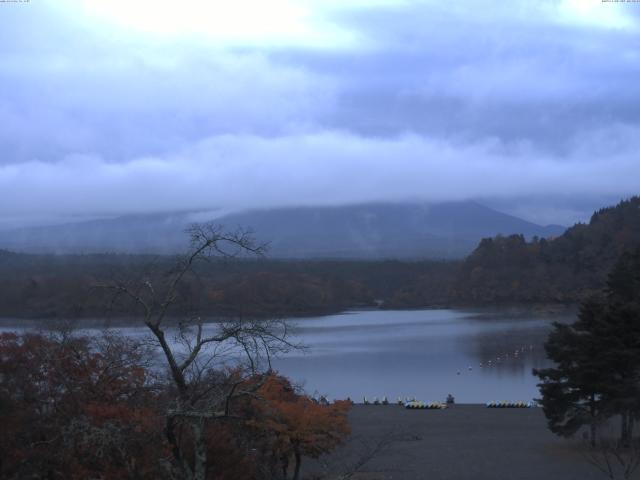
[0,252,457,319]
[452,197,640,304]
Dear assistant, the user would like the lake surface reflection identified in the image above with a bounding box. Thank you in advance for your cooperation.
[0,307,574,403]
[275,308,574,403]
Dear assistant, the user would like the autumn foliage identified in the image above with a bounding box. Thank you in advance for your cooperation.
[0,331,165,479]
[0,332,351,479]
[247,375,351,479]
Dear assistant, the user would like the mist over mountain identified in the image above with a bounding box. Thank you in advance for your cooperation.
[0,201,564,259]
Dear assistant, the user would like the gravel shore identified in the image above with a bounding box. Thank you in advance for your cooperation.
[305,404,615,480]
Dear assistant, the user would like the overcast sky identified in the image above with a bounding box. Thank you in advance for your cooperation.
[1,0,639,228]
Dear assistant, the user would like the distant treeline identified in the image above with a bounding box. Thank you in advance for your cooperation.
[0,252,458,319]
[1,196,639,319]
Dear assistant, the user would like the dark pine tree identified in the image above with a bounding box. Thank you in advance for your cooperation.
[599,248,640,445]
[534,247,640,446]
[534,299,609,446]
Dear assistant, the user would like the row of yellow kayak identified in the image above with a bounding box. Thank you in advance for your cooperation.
[405,401,448,409]
[486,401,533,408]
[359,398,535,408]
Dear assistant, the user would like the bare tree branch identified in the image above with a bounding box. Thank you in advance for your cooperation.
[92,222,297,480]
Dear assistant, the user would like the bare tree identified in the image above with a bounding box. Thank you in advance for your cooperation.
[583,425,640,480]
[99,223,299,480]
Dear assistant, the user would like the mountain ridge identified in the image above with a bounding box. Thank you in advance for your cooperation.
[0,201,565,259]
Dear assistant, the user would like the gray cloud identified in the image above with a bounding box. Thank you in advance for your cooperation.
[273,2,640,152]
[0,3,335,163]
[0,0,638,226]
[2,129,638,222]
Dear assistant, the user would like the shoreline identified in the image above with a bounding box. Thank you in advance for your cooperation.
[0,303,577,327]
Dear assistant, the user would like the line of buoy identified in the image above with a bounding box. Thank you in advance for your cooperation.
[476,345,535,371]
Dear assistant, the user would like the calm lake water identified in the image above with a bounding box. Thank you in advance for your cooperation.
[274,308,574,403]
[0,307,574,403]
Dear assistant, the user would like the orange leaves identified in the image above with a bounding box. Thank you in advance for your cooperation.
[251,374,351,459]
[0,332,164,479]
[1,334,350,479]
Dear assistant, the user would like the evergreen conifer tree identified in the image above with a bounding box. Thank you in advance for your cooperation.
[535,247,640,446]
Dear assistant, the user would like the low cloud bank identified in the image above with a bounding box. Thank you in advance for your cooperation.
[2,129,637,225]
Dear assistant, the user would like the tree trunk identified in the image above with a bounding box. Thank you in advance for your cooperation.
[621,411,629,447]
[166,415,193,480]
[292,446,302,480]
[193,418,207,480]
[281,454,289,479]
[590,398,597,448]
